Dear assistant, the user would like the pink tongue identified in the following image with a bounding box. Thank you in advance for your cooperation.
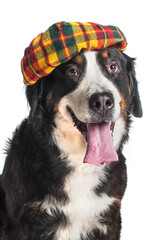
[83,122,118,166]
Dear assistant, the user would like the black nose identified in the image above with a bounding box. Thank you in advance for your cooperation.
[89,92,114,114]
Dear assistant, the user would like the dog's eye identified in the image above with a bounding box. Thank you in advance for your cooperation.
[66,67,79,78]
[108,62,119,73]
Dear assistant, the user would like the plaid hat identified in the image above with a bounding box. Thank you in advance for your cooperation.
[21,22,127,85]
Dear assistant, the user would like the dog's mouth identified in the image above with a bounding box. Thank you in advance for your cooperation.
[67,106,118,166]
[67,106,88,136]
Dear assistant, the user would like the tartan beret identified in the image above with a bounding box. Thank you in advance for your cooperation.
[21,22,127,85]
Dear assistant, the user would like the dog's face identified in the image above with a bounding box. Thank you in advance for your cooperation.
[26,46,142,167]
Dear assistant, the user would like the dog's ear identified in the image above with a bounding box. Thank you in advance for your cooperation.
[26,79,45,124]
[126,56,143,118]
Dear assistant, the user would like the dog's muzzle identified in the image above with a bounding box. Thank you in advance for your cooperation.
[67,92,118,166]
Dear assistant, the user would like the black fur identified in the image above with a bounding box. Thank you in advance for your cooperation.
[0,47,142,240]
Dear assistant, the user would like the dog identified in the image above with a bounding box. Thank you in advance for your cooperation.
[0,46,142,240]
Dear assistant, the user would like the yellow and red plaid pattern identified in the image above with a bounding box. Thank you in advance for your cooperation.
[21,22,127,85]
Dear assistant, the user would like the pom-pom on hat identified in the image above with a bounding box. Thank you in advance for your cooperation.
[21,22,127,85]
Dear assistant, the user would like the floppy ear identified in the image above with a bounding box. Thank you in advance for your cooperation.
[126,57,143,118]
[26,79,45,124]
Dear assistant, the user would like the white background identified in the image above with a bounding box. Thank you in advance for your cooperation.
[0,0,168,239]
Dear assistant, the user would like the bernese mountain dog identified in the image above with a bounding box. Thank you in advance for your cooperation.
[0,46,142,240]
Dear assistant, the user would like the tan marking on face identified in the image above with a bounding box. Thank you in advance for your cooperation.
[102,49,109,59]
[47,91,52,101]
[120,94,127,112]
[75,55,84,64]
[119,94,127,119]
[54,102,59,113]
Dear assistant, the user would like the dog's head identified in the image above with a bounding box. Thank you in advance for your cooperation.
[26,46,142,166]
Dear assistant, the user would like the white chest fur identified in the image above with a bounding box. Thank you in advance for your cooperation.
[42,164,116,240]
